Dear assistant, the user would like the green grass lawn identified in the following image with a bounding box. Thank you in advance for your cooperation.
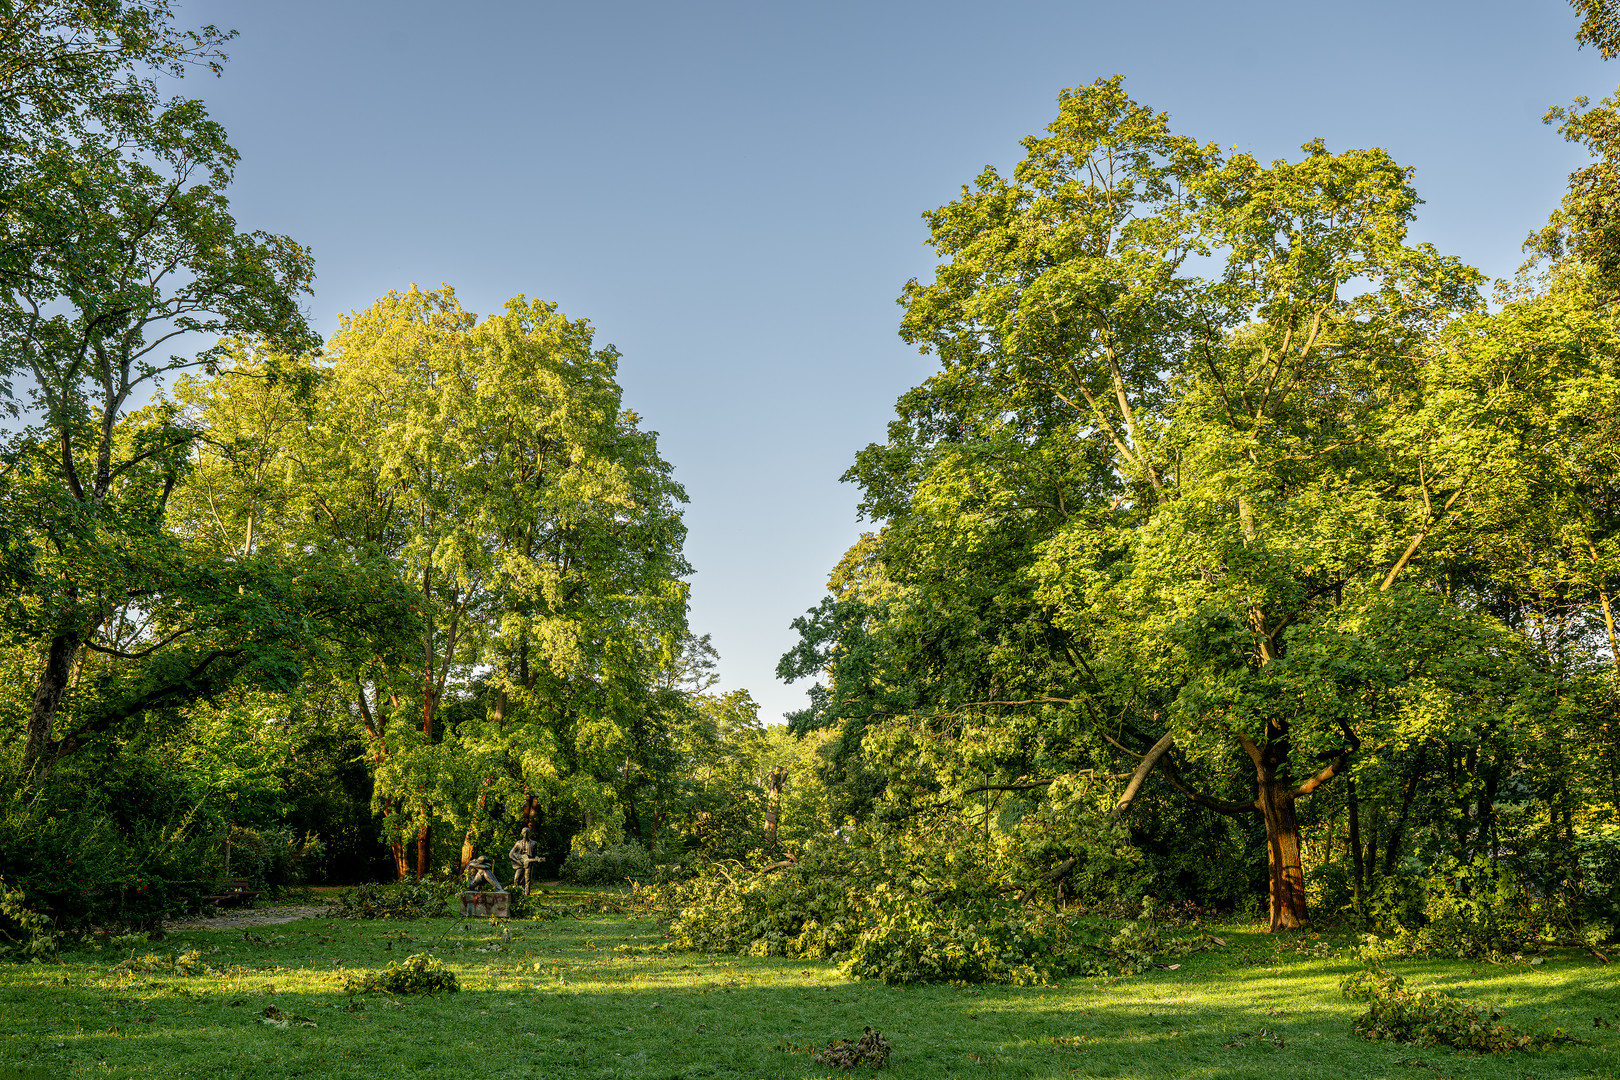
[2,891,1615,1080]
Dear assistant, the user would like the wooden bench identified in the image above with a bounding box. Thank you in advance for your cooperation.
[199,878,261,909]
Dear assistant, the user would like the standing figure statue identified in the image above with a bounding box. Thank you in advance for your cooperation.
[508,827,544,894]
[465,855,503,892]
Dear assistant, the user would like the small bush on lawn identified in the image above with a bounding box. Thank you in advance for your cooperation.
[559,842,654,886]
[1340,965,1575,1052]
[333,878,458,919]
[342,953,459,995]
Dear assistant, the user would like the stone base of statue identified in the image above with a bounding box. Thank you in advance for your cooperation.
[461,890,509,918]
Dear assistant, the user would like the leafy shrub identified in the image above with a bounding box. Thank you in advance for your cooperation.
[1361,858,1557,961]
[559,842,655,886]
[1340,965,1572,1052]
[0,879,61,960]
[342,953,459,995]
[815,1027,892,1070]
[649,833,1218,984]
[841,891,1094,985]
[333,878,458,919]
[0,768,319,934]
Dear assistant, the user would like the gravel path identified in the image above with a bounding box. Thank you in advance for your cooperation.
[164,904,333,931]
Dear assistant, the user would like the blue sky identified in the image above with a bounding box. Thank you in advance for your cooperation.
[181,0,1610,723]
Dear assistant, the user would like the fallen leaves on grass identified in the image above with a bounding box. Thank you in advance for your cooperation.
[260,1005,317,1029]
[813,1027,892,1069]
[1224,1027,1285,1048]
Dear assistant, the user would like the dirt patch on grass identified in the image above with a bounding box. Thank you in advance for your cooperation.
[164,904,331,931]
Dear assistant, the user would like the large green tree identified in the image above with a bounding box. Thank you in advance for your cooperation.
[809,78,1616,930]
[0,2,416,782]
[178,286,694,878]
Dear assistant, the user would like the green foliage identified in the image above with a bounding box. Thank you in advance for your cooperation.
[842,893,1095,985]
[0,775,288,933]
[1359,857,1549,960]
[0,879,60,961]
[559,842,655,886]
[653,833,1217,984]
[332,879,458,920]
[342,953,459,996]
[1340,964,1573,1052]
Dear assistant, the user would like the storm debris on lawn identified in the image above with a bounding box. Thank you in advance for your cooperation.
[814,1027,893,1070]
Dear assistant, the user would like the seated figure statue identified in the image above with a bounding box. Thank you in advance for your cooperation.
[465,855,503,892]
[508,827,544,895]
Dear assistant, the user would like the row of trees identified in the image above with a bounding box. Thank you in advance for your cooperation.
[775,10,1620,931]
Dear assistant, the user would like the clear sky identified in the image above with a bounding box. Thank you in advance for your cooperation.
[179,0,1610,723]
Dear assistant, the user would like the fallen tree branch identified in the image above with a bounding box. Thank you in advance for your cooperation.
[1112,731,1177,821]
[1015,856,1077,905]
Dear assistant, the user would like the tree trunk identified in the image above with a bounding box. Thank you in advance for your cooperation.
[460,784,490,870]
[1347,779,1365,914]
[384,798,410,881]
[1383,746,1428,874]
[1258,775,1308,931]
[416,822,430,881]
[23,632,79,777]
[765,766,786,848]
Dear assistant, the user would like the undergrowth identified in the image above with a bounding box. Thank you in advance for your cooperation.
[1340,964,1579,1052]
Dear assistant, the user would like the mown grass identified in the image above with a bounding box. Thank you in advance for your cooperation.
[1,889,1616,1080]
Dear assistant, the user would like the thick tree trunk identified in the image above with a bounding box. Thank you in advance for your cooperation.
[1258,776,1309,931]
[416,822,430,881]
[23,632,78,777]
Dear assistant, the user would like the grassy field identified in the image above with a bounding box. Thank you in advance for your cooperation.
[1,890,1615,1080]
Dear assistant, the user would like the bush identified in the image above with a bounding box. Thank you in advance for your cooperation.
[333,877,458,919]
[342,953,459,995]
[559,842,654,886]
[0,766,321,934]
[0,879,61,960]
[648,832,1219,984]
[1360,857,1579,961]
[1340,965,1574,1052]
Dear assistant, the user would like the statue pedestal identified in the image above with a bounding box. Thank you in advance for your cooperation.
[461,890,509,918]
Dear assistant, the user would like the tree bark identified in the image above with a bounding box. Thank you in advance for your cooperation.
[22,632,78,777]
[383,798,410,881]
[1347,779,1365,914]
[416,821,430,881]
[765,766,786,847]
[1258,772,1309,931]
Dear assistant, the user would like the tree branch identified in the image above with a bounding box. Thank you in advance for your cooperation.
[1112,731,1177,820]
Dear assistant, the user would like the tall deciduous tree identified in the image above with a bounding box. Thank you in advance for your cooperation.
[0,3,415,782]
[821,78,1610,930]
[261,286,692,878]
